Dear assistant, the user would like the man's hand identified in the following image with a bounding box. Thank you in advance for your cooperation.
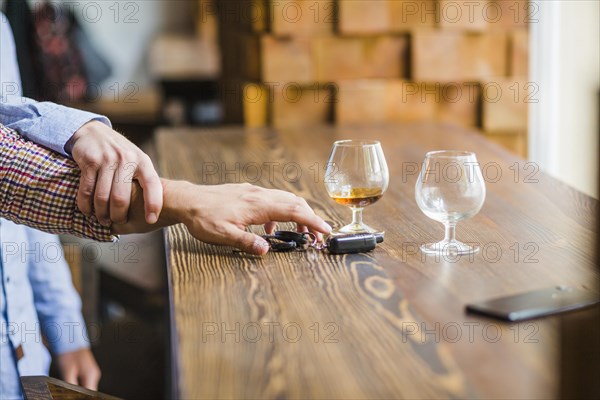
[113,180,332,255]
[167,182,332,255]
[55,348,101,391]
[66,121,162,226]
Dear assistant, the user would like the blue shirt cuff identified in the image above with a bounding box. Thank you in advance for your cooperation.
[1,98,112,156]
[26,107,111,156]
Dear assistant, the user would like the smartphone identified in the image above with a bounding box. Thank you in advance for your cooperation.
[465,286,600,322]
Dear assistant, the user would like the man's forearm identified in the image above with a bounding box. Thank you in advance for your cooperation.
[113,179,332,255]
[2,121,190,241]
[1,123,330,254]
[0,123,114,241]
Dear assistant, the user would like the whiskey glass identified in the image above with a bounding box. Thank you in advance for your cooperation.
[415,151,486,255]
[324,140,389,234]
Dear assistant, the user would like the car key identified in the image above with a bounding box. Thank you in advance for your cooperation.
[273,231,309,245]
[261,235,298,251]
[260,231,384,254]
[326,233,384,254]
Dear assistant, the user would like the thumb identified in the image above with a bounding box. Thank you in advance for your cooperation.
[229,229,270,255]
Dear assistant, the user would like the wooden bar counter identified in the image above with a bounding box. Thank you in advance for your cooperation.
[155,123,598,399]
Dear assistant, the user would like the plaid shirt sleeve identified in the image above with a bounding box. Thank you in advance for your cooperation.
[0,123,115,242]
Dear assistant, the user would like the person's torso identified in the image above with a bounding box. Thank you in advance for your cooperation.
[0,219,51,377]
[0,12,23,98]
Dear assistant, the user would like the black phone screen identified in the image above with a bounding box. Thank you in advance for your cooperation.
[465,286,600,322]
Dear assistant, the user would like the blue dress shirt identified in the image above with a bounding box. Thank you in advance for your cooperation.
[1,13,110,399]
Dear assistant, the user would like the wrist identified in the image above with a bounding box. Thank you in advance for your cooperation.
[160,179,193,226]
[65,120,101,154]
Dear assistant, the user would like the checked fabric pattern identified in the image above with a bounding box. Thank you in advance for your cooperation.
[0,123,114,241]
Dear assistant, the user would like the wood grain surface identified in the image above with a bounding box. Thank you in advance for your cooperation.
[20,376,121,400]
[155,123,599,399]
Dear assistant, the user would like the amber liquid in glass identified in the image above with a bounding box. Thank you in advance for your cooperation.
[330,187,383,208]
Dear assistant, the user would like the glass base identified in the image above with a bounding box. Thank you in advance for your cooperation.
[421,240,479,255]
[335,222,379,235]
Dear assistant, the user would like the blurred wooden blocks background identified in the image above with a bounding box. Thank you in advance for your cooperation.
[196,0,219,44]
[339,0,439,34]
[312,36,368,81]
[412,31,508,82]
[272,84,333,128]
[364,36,409,79]
[388,0,438,32]
[270,0,334,36]
[438,0,529,31]
[385,81,439,123]
[314,36,408,81]
[243,83,270,127]
[338,0,391,34]
[242,35,408,83]
[437,82,481,127]
[494,0,529,30]
[243,83,333,128]
[481,78,529,133]
[213,0,530,157]
[149,35,220,80]
[260,36,313,82]
[437,0,489,31]
[510,30,529,77]
[336,80,478,126]
[336,80,388,124]
[336,80,438,124]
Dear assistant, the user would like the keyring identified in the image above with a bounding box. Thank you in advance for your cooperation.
[303,232,316,247]
[303,232,327,250]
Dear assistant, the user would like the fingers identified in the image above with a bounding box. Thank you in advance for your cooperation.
[94,167,115,226]
[57,350,101,391]
[79,368,101,391]
[238,186,330,236]
[91,159,161,225]
[297,223,324,242]
[70,123,163,226]
[228,228,270,255]
[264,221,277,234]
[77,163,98,217]
[61,366,78,386]
[181,184,331,255]
[109,171,131,224]
[263,193,332,234]
[135,157,163,224]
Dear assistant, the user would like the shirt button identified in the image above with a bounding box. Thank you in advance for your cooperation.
[5,276,9,283]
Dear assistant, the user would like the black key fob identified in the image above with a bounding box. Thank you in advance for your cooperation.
[274,231,308,245]
[326,233,382,254]
[262,235,298,252]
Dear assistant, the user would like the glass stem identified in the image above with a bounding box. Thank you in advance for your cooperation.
[351,207,364,227]
[444,222,456,243]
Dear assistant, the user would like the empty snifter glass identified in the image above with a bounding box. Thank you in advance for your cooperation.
[325,140,389,234]
[415,151,486,255]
